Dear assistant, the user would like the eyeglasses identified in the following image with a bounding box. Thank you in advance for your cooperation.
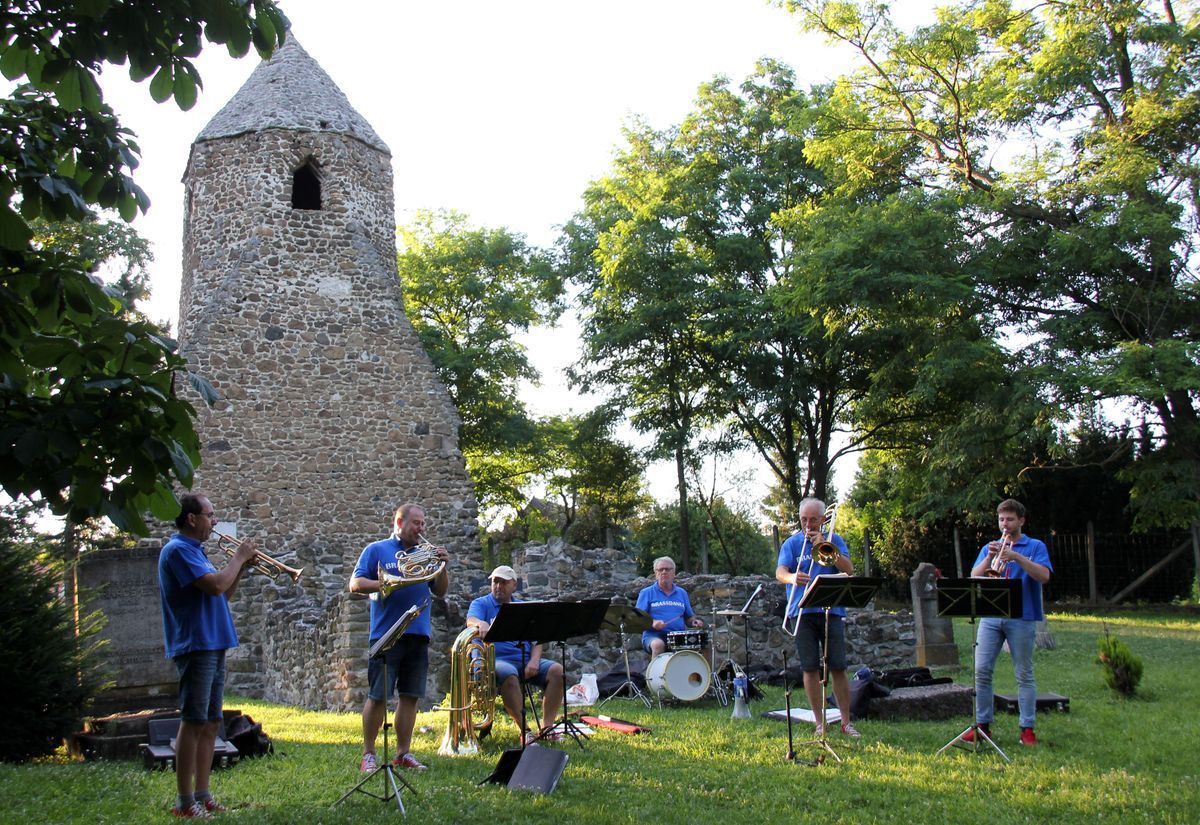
[654,567,674,573]
[200,511,216,519]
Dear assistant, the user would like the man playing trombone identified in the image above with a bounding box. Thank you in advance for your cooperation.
[158,493,257,818]
[350,503,450,772]
[775,497,860,738]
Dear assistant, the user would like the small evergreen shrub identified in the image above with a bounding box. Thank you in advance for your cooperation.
[0,510,108,761]
[1096,628,1143,697]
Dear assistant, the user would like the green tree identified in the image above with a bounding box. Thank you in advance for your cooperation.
[789,0,1200,529]
[0,1,287,533]
[631,498,774,576]
[536,406,649,545]
[397,209,564,512]
[563,124,718,569]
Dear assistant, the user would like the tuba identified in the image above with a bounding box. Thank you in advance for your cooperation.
[437,626,495,756]
[378,534,446,598]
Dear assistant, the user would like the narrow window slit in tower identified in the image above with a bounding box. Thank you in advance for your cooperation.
[292,159,322,210]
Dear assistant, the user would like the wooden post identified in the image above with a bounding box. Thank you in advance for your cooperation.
[953,525,962,578]
[1192,524,1199,602]
[863,527,872,577]
[772,524,780,553]
[1086,520,1098,605]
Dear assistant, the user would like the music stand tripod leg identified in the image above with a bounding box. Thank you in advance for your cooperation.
[934,614,1011,763]
[335,655,418,812]
[597,622,651,710]
[795,608,843,765]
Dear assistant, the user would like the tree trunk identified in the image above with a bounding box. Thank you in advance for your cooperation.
[675,441,692,571]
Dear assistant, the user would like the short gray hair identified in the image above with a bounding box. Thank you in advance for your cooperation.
[653,556,676,571]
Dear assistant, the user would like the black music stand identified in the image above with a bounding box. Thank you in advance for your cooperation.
[792,574,882,766]
[935,577,1021,762]
[336,602,426,815]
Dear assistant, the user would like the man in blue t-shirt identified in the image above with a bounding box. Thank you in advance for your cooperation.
[775,497,860,738]
[467,565,564,745]
[158,493,257,818]
[350,503,450,772]
[636,556,704,657]
[967,498,1053,748]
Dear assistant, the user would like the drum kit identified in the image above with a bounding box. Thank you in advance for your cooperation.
[598,589,762,708]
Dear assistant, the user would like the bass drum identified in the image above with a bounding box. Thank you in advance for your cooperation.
[645,650,711,702]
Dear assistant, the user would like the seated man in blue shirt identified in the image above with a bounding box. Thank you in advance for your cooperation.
[467,565,564,744]
[637,556,704,656]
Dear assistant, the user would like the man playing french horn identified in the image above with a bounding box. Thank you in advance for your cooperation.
[350,503,449,772]
[775,497,860,738]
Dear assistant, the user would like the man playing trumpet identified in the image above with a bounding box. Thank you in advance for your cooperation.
[775,497,859,738]
[158,493,256,818]
[350,504,450,772]
[967,498,1052,747]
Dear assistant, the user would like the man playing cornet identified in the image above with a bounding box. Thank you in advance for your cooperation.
[350,503,450,772]
[775,497,859,738]
[967,498,1052,747]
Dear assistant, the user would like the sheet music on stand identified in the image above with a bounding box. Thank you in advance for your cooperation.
[797,574,883,610]
[368,599,429,659]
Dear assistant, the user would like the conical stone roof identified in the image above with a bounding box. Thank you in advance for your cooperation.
[195,36,388,153]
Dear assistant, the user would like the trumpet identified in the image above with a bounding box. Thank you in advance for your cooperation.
[782,502,840,637]
[378,533,446,598]
[212,529,303,583]
[982,532,1014,577]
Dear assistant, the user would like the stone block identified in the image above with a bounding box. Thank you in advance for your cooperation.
[868,683,973,721]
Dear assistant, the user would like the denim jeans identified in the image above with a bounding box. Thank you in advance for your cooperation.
[975,617,1037,728]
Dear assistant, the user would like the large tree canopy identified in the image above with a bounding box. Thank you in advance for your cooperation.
[790,0,1200,528]
[0,1,287,532]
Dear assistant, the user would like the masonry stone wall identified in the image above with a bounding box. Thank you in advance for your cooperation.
[445,539,916,684]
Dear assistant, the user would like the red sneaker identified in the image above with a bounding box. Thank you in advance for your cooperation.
[962,725,991,743]
[392,752,428,770]
[170,802,212,819]
[1020,727,1037,746]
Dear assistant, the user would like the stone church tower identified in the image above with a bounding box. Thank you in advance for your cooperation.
[178,37,479,710]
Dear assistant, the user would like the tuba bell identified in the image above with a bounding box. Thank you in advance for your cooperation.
[377,533,446,598]
[437,626,495,756]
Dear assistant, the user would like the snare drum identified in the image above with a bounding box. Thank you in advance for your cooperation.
[665,630,710,651]
[645,650,711,702]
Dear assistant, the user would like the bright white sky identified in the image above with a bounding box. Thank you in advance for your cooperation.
[96,0,932,512]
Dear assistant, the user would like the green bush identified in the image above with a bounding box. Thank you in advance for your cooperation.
[1096,629,1144,697]
[0,508,108,761]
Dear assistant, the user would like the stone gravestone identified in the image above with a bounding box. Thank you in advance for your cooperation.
[909,562,959,668]
[76,543,176,714]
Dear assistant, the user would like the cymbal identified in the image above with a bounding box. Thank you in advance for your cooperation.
[602,604,652,632]
[716,609,748,617]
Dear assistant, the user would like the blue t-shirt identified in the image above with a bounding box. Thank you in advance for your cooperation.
[353,536,434,641]
[466,593,534,666]
[636,582,695,647]
[158,533,239,658]
[777,530,851,618]
[972,535,1052,621]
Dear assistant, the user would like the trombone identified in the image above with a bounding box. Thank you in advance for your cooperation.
[781,502,841,637]
[212,529,304,583]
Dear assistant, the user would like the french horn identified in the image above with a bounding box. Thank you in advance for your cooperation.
[378,533,446,598]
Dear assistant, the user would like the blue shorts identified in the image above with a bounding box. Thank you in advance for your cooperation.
[495,656,555,688]
[368,634,429,701]
[641,630,667,652]
[793,614,847,672]
[175,650,226,723]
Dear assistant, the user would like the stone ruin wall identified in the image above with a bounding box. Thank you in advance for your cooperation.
[178,128,481,711]
[434,538,917,692]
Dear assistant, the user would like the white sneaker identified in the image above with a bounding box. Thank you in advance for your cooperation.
[359,752,377,772]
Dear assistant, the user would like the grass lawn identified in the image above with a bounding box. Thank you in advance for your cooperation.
[2,608,1196,824]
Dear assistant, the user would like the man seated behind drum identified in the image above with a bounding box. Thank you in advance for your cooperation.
[466,565,565,744]
[637,556,704,656]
